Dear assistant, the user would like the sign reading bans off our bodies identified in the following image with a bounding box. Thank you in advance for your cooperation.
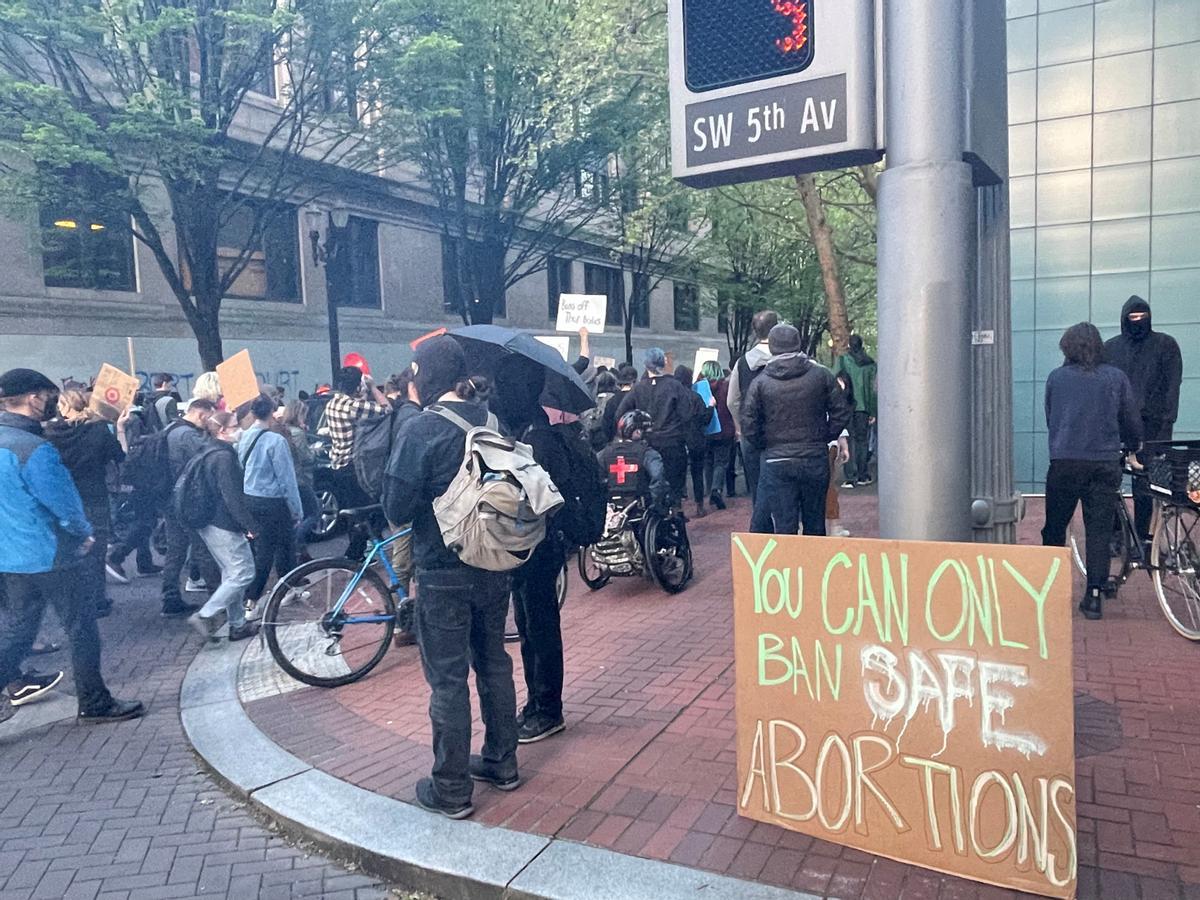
[732,534,1076,898]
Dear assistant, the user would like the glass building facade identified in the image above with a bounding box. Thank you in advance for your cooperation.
[1008,0,1200,492]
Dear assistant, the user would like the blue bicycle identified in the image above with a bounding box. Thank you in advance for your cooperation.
[262,507,412,688]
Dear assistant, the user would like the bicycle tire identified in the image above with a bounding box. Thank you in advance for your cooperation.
[1151,505,1200,641]
[262,557,396,687]
[1067,503,1133,592]
[577,545,610,591]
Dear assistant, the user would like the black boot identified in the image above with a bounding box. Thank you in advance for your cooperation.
[1079,588,1103,621]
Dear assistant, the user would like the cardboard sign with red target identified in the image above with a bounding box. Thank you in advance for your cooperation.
[89,363,140,422]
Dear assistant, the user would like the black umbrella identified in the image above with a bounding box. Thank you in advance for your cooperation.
[449,325,595,415]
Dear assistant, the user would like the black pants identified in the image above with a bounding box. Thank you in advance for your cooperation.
[741,438,763,503]
[687,442,706,504]
[0,566,112,712]
[704,438,735,499]
[656,444,688,506]
[511,539,566,720]
[845,411,872,483]
[755,456,830,536]
[245,496,297,602]
[161,511,190,607]
[1135,421,1172,540]
[331,465,377,559]
[109,491,157,571]
[726,443,740,496]
[1041,459,1122,591]
[414,566,516,806]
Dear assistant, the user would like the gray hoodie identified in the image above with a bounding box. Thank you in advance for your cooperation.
[727,341,773,434]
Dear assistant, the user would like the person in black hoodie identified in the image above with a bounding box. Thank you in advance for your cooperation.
[674,365,714,519]
[742,324,853,536]
[1103,296,1184,541]
[615,348,694,505]
[382,336,518,820]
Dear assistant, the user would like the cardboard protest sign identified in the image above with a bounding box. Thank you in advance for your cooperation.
[88,364,140,421]
[732,534,1076,899]
[535,335,571,361]
[556,294,607,334]
[593,355,617,371]
[693,347,721,374]
[215,349,260,410]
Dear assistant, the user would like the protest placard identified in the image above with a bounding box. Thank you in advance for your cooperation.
[88,363,140,421]
[556,294,607,334]
[732,534,1076,898]
[593,355,617,371]
[693,347,721,374]
[215,349,260,410]
[535,335,571,361]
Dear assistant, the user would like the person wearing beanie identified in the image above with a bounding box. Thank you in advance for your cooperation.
[0,368,143,725]
[382,335,519,819]
[614,347,697,505]
[833,334,878,488]
[741,324,853,536]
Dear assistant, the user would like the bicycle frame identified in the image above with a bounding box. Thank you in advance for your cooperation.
[328,527,411,626]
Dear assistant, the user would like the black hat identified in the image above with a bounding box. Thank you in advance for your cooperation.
[411,335,467,406]
[768,324,802,355]
[0,368,57,399]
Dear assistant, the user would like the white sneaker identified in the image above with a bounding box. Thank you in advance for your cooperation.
[832,527,851,537]
[184,577,208,592]
[105,563,130,585]
[244,599,262,622]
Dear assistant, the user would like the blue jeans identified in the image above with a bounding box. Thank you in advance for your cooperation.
[742,440,775,532]
[415,566,517,805]
[755,456,831,536]
[196,526,256,628]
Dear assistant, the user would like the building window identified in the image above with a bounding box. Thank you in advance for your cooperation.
[210,198,300,302]
[673,282,700,332]
[575,167,610,205]
[631,272,651,328]
[39,171,136,292]
[585,262,624,327]
[547,256,572,319]
[326,216,380,309]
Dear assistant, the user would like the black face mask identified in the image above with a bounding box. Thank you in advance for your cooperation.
[1126,316,1151,340]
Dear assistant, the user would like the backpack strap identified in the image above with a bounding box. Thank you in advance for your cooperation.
[431,405,498,434]
[239,427,270,468]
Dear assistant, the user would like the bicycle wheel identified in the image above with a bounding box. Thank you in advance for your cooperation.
[262,558,396,687]
[577,545,610,591]
[1151,505,1200,641]
[504,562,568,642]
[645,514,692,594]
[1067,503,1132,593]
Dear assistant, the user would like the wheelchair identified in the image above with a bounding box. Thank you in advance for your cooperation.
[577,495,693,594]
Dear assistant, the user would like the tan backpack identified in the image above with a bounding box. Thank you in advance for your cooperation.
[430,406,564,572]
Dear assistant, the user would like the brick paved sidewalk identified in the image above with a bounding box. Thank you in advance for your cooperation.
[241,493,1200,900]
[0,568,397,899]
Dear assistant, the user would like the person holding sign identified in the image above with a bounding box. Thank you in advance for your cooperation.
[1042,322,1142,620]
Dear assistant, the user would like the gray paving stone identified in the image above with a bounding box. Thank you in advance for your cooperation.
[180,700,310,796]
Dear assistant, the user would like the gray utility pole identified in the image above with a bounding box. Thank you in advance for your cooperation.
[876,0,976,542]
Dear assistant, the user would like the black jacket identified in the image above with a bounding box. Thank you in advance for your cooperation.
[196,441,260,534]
[614,373,695,450]
[1104,297,1183,430]
[166,419,209,480]
[603,386,633,444]
[44,419,124,520]
[382,400,490,571]
[742,353,853,460]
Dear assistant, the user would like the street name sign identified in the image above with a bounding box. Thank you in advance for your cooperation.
[669,0,881,187]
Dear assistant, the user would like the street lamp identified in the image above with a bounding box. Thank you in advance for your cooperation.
[304,204,351,380]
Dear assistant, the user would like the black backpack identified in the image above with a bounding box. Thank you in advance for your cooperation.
[580,393,614,451]
[172,446,224,530]
[549,424,607,547]
[736,355,766,405]
[353,407,397,501]
[121,421,179,500]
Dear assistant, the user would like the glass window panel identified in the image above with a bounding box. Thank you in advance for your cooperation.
[1154,44,1200,104]
[1013,431,1036,494]
[1156,0,1200,46]
[1008,0,1037,16]
[1009,16,1038,71]
[1011,176,1036,227]
[1013,380,1035,437]
[1038,116,1092,171]
[1035,328,1066,382]
[1009,70,1038,124]
[1092,272,1149,319]
[1093,163,1150,220]
[1036,276,1090,329]
[1040,0,1089,10]
[1037,170,1091,225]
[1154,99,1200,159]
[1091,218,1150,273]
[1012,330,1036,381]
[1010,123,1037,175]
[1149,269,1200,324]
[1152,157,1200,214]
[673,282,700,331]
[327,216,380,309]
[1012,228,1037,279]
[1176,378,1200,435]
[1151,213,1200,269]
[1094,51,1151,111]
[1095,0,1152,57]
[1037,223,1091,276]
[1038,61,1092,119]
[1093,108,1151,166]
[1038,7,1093,67]
[1012,278,1036,330]
[1033,439,1050,482]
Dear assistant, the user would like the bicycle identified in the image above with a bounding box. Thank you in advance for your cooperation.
[261,506,413,688]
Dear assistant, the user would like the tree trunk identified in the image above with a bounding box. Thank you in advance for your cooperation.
[796,174,851,357]
[193,303,224,371]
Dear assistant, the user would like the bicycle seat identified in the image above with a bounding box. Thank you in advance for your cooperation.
[339,504,383,522]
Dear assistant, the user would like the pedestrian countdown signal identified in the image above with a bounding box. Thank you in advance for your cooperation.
[684,0,814,93]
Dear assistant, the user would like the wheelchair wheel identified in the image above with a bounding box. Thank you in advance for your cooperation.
[645,514,692,594]
[577,545,610,591]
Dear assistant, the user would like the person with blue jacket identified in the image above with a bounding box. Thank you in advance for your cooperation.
[0,368,142,724]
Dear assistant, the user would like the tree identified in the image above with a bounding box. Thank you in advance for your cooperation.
[368,0,629,325]
[0,0,374,369]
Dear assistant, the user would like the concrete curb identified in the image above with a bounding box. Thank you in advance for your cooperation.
[180,640,820,900]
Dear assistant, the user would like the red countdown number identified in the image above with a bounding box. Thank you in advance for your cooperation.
[771,0,809,54]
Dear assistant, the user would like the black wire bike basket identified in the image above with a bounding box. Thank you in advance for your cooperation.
[1147,440,1200,508]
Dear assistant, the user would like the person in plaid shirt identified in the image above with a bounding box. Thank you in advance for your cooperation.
[324,366,389,557]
